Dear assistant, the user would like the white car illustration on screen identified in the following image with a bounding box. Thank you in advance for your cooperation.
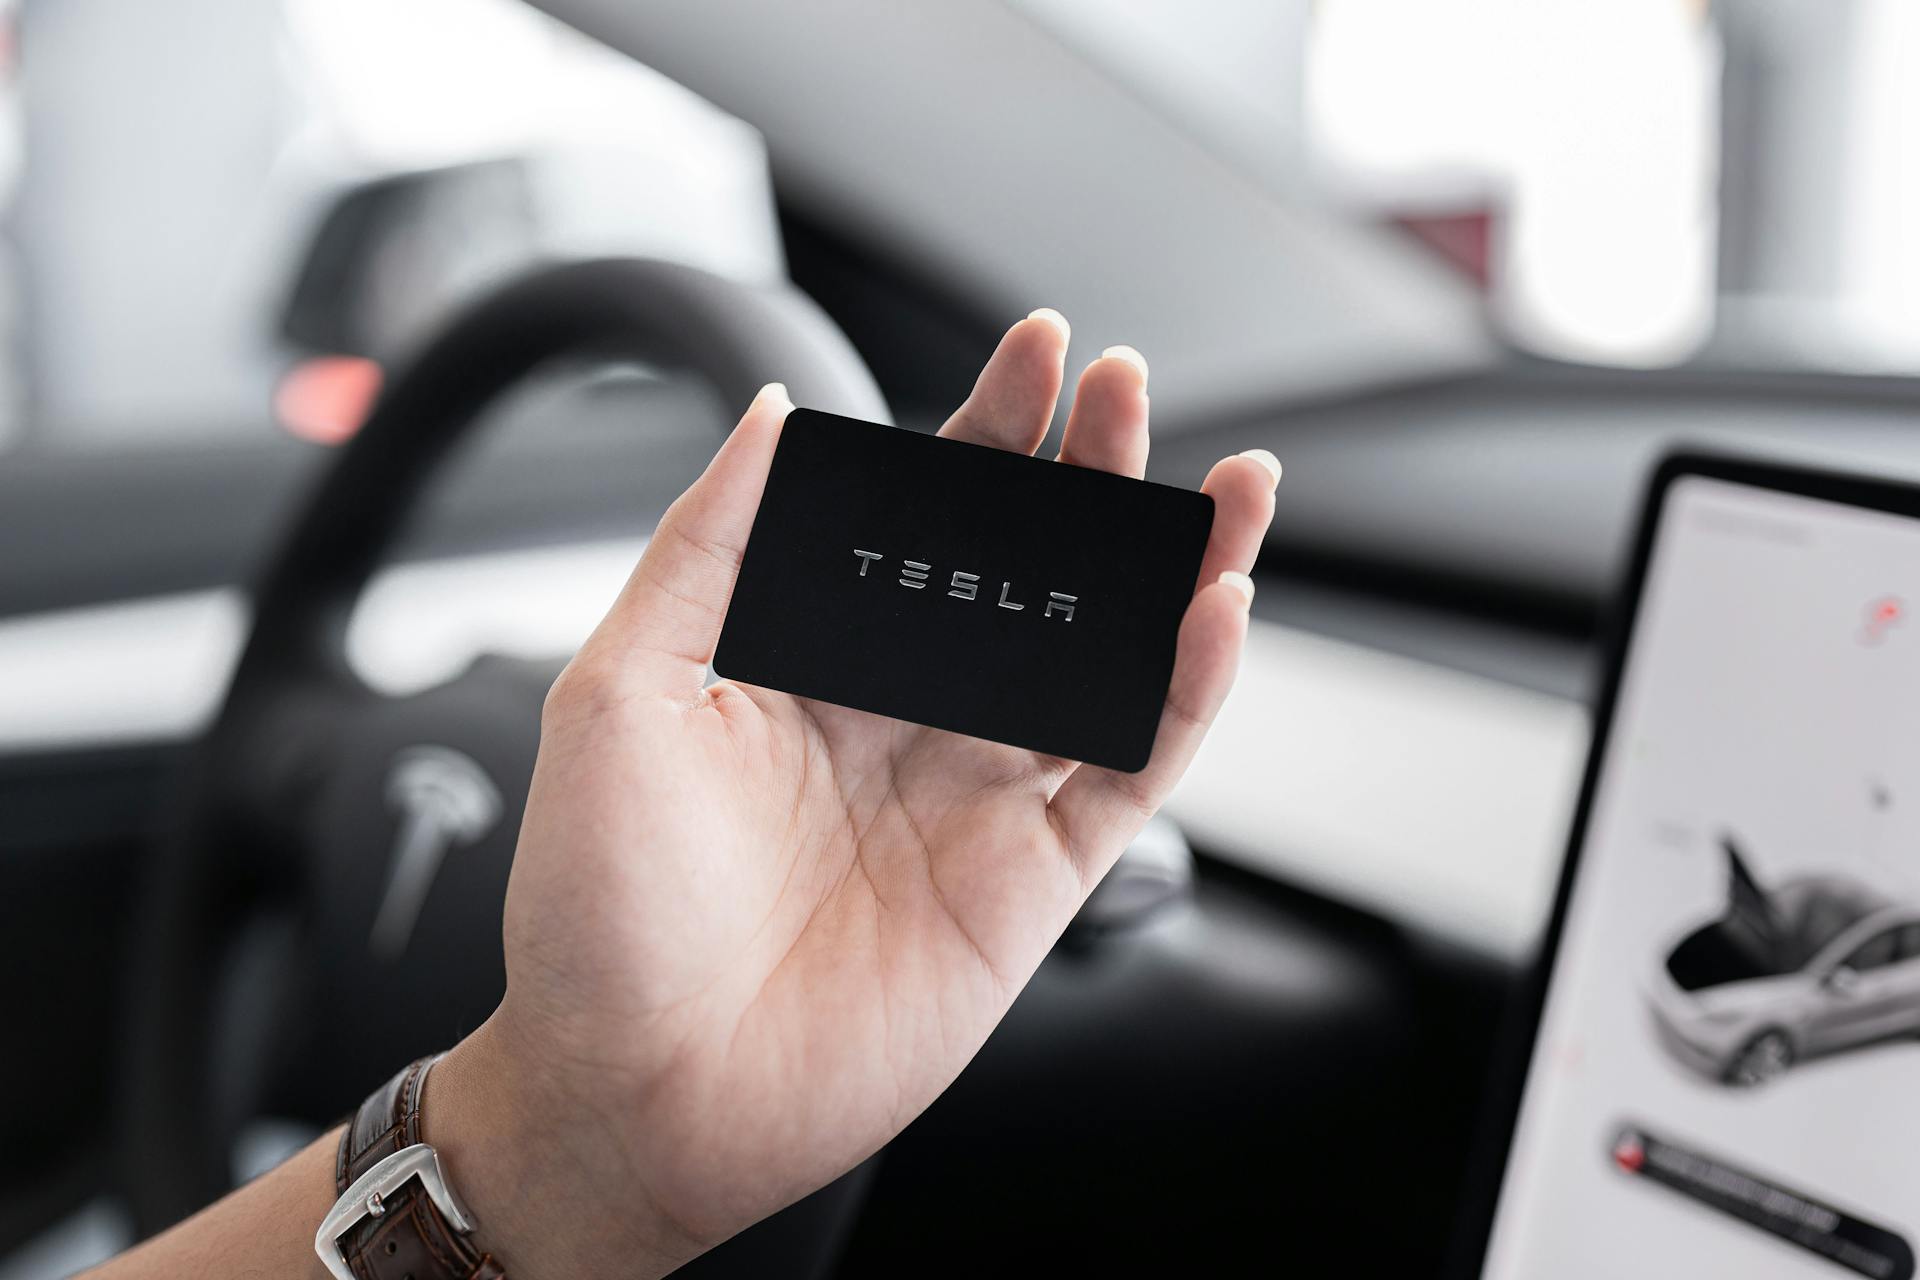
[1646,836,1920,1086]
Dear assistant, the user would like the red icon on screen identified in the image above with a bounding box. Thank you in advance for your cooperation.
[1861,595,1905,647]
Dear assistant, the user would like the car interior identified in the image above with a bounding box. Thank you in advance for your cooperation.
[6,1,1920,1276]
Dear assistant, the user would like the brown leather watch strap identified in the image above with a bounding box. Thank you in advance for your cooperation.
[334,1056,505,1280]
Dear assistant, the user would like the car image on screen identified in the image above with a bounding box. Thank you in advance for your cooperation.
[1646,836,1920,1087]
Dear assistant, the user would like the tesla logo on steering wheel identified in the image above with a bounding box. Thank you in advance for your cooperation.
[370,746,502,961]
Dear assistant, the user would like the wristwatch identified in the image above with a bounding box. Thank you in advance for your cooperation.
[314,1055,505,1280]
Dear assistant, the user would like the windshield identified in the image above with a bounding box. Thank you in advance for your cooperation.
[1016,0,1917,374]
[4,0,1915,461]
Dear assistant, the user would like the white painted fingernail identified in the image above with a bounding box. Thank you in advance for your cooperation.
[1101,344,1149,388]
[1217,571,1255,607]
[756,381,793,411]
[1239,448,1282,488]
[1027,307,1071,342]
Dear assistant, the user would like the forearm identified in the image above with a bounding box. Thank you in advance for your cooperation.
[85,1016,694,1280]
[83,1126,339,1280]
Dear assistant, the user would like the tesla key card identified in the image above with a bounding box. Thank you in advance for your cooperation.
[713,408,1214,772]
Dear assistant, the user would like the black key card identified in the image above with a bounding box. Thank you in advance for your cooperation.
[713,409,1214,772]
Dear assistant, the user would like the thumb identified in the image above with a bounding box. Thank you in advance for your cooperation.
[578,382,792,702]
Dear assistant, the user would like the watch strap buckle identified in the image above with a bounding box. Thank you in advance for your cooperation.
[315,1143,474,1280]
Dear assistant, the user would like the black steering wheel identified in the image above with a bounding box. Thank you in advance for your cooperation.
[121,259,889,1263]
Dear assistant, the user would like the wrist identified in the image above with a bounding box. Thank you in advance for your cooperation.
[423,1011,697,1280]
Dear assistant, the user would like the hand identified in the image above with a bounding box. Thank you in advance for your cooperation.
[433,314,1280,1277]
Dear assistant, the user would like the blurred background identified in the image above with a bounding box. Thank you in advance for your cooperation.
[4,0,1918,1275]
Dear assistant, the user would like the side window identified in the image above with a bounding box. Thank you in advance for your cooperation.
[1897,924,1920,962]
[1846,930,1899,972]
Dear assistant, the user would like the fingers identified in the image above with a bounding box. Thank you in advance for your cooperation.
[1057,346,1150,477]
[1044,446,1279,856]
[566,323,1277,728]
[1195,449,1281,588]
[938,310,1070,453]
[1048,574,1255,882]
[576,382,793,703]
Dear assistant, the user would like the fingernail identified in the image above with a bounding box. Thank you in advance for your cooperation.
[1239,448,1283,489]
[1217,571,1255,607]
[756,381,793,411]
[1101,344,1149,389]
[1026,307,1071,342]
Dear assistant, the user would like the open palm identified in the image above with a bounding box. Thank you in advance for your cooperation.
[453,314,1278,1278]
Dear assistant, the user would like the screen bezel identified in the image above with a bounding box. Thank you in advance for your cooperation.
[1449,449,1920,1278]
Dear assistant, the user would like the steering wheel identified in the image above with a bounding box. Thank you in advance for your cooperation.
[121,259,889,1264]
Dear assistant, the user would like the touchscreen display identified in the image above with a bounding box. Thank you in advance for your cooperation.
[1483,475,1920,1280]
